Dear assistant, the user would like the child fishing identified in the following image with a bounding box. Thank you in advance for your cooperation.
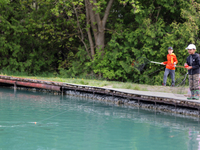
[162,47,178,86]
[185,44,200,100]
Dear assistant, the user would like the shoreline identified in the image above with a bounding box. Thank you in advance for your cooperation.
[0,75,199,118]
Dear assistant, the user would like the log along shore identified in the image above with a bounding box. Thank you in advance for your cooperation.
[0,75,199,117]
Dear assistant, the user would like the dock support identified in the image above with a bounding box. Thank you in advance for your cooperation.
[61,86,63,96]
[14,81,17,96]
[14,82,17,92]
[112,92,113,100]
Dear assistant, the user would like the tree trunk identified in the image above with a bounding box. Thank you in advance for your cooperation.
[85,0,114,56]
[85,0,95,59]
[96,28,105,51]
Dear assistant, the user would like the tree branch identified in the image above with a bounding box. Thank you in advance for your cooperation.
[85,0,95,59]
[93,0,102,27]
[156,6,161,22]
[87,0,98,43]
[102,0,114,27]
[73,3,92,59]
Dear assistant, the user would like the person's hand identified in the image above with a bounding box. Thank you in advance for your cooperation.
[161,62,165,65]
[184,63,189,68]
[186,66,192,70]
[174,62,176,65]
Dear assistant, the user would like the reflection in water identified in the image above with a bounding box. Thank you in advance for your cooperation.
[0,87,200,149]
[188,128,200,150]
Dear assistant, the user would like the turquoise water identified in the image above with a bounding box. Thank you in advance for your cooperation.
[0,88,200,150]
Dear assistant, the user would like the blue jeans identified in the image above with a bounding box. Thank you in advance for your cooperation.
[163,68,175,86]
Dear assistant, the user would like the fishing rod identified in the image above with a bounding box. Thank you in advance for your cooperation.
[132,57,186,70]
[149,60,185,68]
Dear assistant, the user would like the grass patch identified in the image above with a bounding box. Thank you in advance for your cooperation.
[99,81,108,87]
[133,85,140,90]
[142,88,148,91]
[124,84,132,89]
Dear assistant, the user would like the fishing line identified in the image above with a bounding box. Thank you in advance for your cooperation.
[133,66,165,84]
[170,72,188,96]
[175,72,188,87]
[37,110,69,123]
[33,100,93,125]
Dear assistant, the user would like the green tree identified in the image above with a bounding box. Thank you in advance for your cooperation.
[1,0,200,84]
[91,0,200,82]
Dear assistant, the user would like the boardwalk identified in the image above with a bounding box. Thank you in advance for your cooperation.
[0,75,199,116]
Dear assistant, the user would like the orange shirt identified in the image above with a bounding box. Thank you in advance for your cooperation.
[163,53,178,70]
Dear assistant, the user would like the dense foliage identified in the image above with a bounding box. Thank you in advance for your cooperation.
[0,0,200,85]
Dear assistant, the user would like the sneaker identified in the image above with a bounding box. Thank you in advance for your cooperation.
[162,83,166,86]
[193,90,199,100]
[187,90,195,100]
[192,97,199,100]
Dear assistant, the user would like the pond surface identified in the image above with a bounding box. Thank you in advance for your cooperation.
[0,88,200,150]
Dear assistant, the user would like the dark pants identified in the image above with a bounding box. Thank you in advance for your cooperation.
[163,68,175,86]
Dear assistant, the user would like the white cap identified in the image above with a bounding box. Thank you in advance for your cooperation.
[186,44,196,50]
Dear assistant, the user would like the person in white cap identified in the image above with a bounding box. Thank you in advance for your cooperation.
[185,44,200,100]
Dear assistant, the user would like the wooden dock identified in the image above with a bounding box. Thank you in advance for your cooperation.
[0,75,199,116]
